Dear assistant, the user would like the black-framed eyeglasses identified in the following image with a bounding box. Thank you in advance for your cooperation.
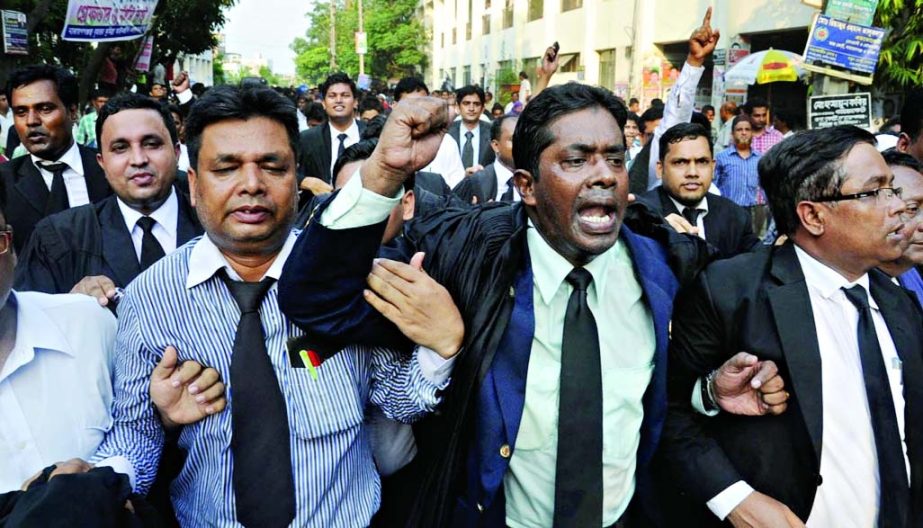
[813,187,903,203]
[0,226,12,255]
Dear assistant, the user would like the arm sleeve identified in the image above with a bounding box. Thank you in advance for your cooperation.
[647,62,705,190]
[369,345,454,424]
[13,223,64,294]
[89,292,165,494]
[659,269,746,504]
[319,168,404,229]
[707,481,755,520]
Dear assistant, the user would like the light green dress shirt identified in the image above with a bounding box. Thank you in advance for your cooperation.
[320,175,657,527]
[504,222,655,528]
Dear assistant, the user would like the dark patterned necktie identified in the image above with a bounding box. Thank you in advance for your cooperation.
[553,268,603,527]
[842,285,910,527]
[135,216,166,271]
[462,131,474,168]
[220,272,296,527]
[36,161,70,215]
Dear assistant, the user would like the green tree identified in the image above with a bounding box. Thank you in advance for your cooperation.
[0,0,236,101]
[291,0,427,85]
[875,0,923,90]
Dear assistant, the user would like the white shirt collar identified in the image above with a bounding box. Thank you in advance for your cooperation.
[0,292,73,383]
[185,229,299,289]
[31,141,84,177]
[667,194,709,215]
[116,187,179,240]
[794,244,875,307]
[328,120,360,142]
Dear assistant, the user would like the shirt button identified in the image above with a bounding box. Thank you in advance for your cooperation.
[499,444,511,458]
[477,502,485,513]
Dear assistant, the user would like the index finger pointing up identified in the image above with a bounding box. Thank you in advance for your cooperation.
[702,6,712,28]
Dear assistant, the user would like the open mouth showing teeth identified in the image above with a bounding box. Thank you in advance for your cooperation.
[578,204,616,230]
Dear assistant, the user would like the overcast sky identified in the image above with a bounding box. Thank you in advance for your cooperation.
[222,0,312,76]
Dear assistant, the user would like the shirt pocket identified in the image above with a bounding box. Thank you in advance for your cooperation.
[282,353,365,440]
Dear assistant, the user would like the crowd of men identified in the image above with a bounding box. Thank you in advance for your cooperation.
[1,6,923,528]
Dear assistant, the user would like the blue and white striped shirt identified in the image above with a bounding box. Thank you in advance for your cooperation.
[91,231,449,527]
[713,147,763,207]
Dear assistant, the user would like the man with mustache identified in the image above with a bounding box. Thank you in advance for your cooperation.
[14,93,202,305]
[0,65,111,253]
[877,148,923,304]
[662,126,923,527]
[80,84,457,527]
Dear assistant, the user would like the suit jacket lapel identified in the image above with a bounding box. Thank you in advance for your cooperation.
[98,197,141,287]
[448,122,460,147]
[656,186,680,217]
[869,272,923,497]
[13,158,49,215]
[79,145,110,202]
[175,188,202,245]
[320,123,332,180]
[479,122,492,161]
[767,243,824,465]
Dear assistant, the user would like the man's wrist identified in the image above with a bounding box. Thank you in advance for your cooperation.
[703,369,720,412]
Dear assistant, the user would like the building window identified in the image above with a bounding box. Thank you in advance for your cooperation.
[441,33,445,47]
[528,0,542,21]
[463,65,472,85]
[560,53,581,72]
[561,0,582,10]
[598,49,616,90]
[502,0,513,28]
[452,27,457,44]
[483,13,491,33]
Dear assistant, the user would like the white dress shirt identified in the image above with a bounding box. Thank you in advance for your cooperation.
[421,134,466,189]
[31,141,90,207]
[667,195,708,240]
[328,120,361,176]
[648,63,704,190]
[493,160,519,202]
[0,291,117,492]
[707,246,909,526]
[458,122,482,167]
[0,109,12,154]
[116,187,180,262]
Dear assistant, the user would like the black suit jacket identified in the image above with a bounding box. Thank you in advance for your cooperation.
[661,242,923,526]
[0,144,111,253]
[639,186,760,259]
[448,121,495,168]
[14,185,202,293]
[297,121,367,185]
[453,163,497,204]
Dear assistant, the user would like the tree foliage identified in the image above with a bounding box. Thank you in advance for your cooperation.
[0,0,235,99]
[875,0,923,90]
[291,0,428,85]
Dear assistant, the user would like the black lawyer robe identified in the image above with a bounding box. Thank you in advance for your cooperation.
[13,185,202,294]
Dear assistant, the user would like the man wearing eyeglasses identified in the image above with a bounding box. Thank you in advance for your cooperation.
[660,125,923,527]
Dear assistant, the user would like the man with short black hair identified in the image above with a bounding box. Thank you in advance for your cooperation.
[86,84,456,527]
[359,95,384,121]
[878,148,923,304]
[628,97,640,114]
[75,88,112,149]
[746,96,783,154]
[453,114,518,204]
[663,125,923,527]
[715,114,767,236]
[449,85,495,174]
[297,72,366,185]
[0,65,111,253]
[640,122,759,258]
[14,93,202,302]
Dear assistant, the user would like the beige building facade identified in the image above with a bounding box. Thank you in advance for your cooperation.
[425,0,819,122]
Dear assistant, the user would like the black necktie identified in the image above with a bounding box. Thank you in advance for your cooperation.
[135,216,166,271]
[462,130,474,168]
[337,133,348,159]
[500,176,515,202]
[842,285,910,527]
[220,273,296,527]
[36,161,70,215]
[554,268,603,528]
[682,206,702,227]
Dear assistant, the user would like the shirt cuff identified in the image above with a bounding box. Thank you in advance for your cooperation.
[692,377,720,416]
[319,167,404,229]
[707,481,754,520]
[94,455,136,491]
[415,345,457,385]
[175,89,193,105]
